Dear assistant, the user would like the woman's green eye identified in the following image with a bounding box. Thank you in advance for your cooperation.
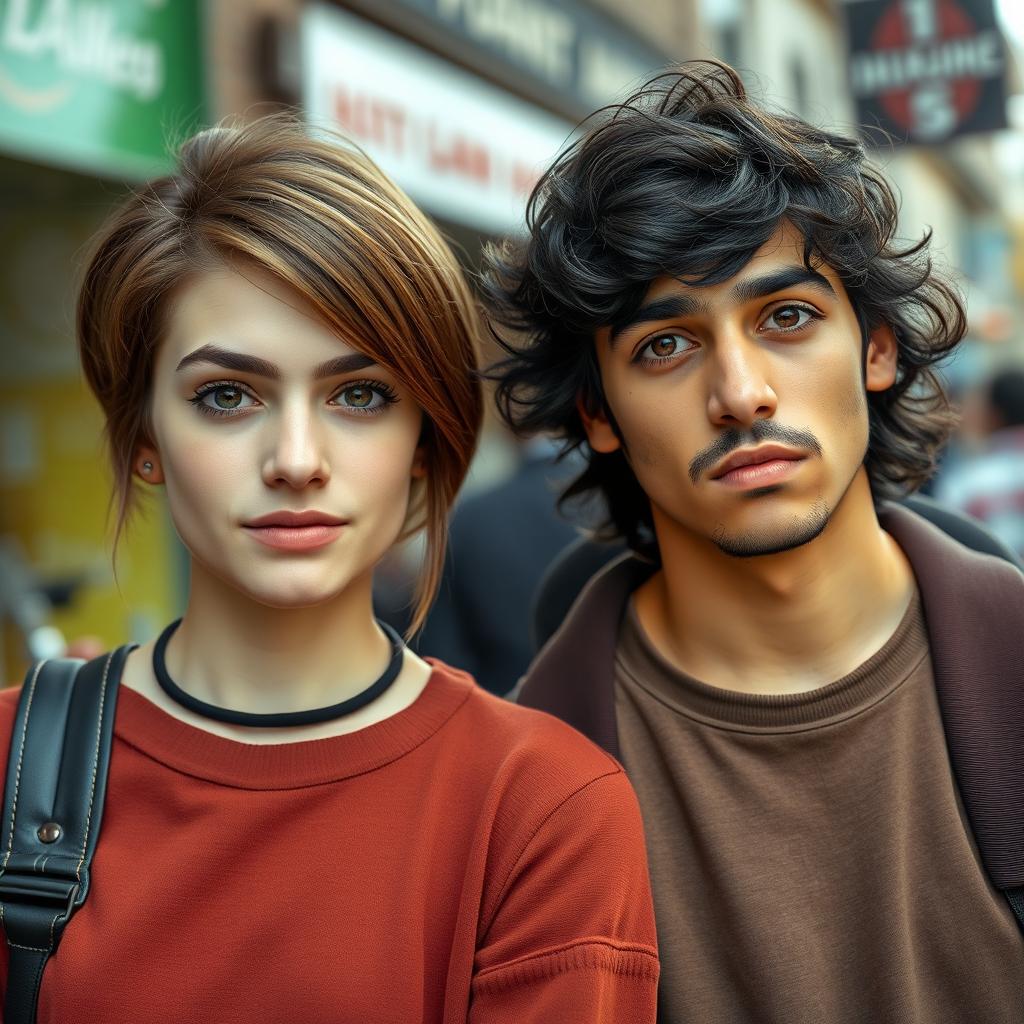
[343,386,374,408]
[332,381,397,414]
[212,387,243,409]
[342,385,382,407]
[193,384,256,413]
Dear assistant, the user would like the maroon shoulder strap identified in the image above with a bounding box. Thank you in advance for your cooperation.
[519,554,654,759]
[881,506,1024,905]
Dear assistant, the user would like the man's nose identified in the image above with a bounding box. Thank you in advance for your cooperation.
[261,404,330,489]
[705,334,779,428]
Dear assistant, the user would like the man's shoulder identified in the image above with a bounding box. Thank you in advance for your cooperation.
[886,506,1024,891]
[884,503,1022,585]
[513,557,648,757]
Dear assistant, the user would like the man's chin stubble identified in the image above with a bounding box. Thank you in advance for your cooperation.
[710,498,832,558]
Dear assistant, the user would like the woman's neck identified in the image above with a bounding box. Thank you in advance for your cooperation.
[121,563,433,743]
[172,563,389,714]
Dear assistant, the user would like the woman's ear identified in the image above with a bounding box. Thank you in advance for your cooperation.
[865,323,898,393]
[410,446,427,479]
[135,445,165,484]
[577,397,622,454]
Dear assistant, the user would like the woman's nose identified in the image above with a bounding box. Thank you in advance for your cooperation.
[261,406,330,489]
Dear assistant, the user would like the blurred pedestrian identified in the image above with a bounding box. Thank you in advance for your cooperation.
[485,60,1024,1023]
[0,116,658,1024]
[936,366,1024,556]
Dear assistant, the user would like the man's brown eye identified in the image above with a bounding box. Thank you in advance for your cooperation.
[771,307,804,329]
[651,337,678,357]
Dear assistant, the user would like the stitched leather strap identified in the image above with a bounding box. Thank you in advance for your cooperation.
[0,648,129,1024]
[3,943,48,1024]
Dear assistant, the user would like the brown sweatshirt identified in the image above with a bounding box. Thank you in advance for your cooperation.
[616,592,1024,1022]
[519,505,1024,1022]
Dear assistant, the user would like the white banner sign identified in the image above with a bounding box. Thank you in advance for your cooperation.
[301,4,573,234]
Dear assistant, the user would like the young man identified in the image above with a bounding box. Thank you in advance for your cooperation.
[485,62,1024,1022]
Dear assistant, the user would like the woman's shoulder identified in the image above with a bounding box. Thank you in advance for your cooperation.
[0,681,22,767]
[429,659,626,791]
[428,663,651,949]
[0,684,18,721]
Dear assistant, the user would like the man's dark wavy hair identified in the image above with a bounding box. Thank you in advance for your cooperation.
[483,60,965,554]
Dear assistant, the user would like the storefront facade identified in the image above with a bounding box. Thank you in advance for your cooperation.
[0,0,685,671]
[0,0,206,674]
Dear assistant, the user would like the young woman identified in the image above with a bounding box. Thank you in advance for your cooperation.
[0,117,658,1022]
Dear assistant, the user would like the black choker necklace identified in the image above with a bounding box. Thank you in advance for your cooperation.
[152,618,405,727]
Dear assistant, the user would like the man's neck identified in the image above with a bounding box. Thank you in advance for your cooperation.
[635,474,916,695]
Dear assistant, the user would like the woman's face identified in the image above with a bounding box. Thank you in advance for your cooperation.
[142,264,424,609]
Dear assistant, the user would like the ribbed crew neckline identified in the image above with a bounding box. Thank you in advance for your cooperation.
[617,591,927,731]
[112,662,474,790]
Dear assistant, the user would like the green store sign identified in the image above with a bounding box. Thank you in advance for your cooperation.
[0,0,204,179]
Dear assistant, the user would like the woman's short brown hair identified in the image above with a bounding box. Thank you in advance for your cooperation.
[78,114,483,632]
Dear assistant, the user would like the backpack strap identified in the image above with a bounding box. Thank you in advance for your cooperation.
[0,646,129,1024]
[1006,889,1024,933]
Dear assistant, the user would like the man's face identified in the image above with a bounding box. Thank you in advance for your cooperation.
[585,223,897,558]
[142,264,424,608]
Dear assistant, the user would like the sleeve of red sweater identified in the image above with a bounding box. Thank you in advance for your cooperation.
[469,768,659,1023]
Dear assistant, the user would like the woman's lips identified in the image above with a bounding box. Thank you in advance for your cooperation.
[242,524,344,551]
[713,457,805,489]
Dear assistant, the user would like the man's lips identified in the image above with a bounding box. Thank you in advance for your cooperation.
[242,511,349,551]
[710,445,807,487]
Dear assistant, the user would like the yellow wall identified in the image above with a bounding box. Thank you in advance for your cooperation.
[0,157,180,680]
[0,378,178,650]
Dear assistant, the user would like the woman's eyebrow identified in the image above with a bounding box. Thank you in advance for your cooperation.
[174,344,376,378]
[312,352,377,378]
[176,345,278,376]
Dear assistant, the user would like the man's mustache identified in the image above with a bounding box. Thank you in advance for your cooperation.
[688,421,823,483]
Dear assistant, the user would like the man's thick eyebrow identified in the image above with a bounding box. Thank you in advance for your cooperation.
[732,266,836,304]
[175,344,376,378]
[610,295,709,346]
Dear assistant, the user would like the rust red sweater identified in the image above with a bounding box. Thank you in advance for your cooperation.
[0,661,658,1023]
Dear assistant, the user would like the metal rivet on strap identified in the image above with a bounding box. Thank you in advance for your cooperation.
[37,822,62,844]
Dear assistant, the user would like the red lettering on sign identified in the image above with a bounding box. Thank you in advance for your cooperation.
[331,86,407,156]
[427,125,491,184]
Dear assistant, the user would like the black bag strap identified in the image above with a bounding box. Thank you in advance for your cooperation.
[0,646,129,1024]
[1005,888,1024,934]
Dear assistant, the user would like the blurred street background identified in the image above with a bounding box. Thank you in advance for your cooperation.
[1,0,1023,685]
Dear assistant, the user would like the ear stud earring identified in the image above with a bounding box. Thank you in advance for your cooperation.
[142,461,154,474]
